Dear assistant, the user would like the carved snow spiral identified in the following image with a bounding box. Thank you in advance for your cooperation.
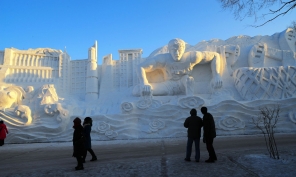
[97,121,110,133]
[105,130,118,139]
[121,102,133,112]
[136,99,152,109]
[218,116,245,130]
[288,112,296,123]
[178,96,204,109]
[149,119,165,132]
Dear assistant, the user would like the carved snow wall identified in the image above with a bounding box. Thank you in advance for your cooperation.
[233,66,296,100]
[1,28,296,143]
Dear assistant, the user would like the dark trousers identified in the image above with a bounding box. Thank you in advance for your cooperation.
[75,155,84,167]
[186,137,200,160]
[83,148,96,160]
[206,138,217,160]
[0,139,4,146]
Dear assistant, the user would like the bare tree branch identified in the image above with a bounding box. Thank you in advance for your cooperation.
[252,105,280,159]
[253,3,296,27]
[218,0,296,27]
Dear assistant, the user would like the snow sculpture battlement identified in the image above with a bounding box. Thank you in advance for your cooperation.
[0,47,71,96]
[101,49,143,91]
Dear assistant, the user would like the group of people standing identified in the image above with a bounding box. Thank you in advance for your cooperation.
[72,117,97,170]
[184,107,217,163]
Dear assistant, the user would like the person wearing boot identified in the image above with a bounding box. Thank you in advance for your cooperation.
[0,120,9,146]
[83,117,97,162]
[201,107,217,163]
[72,117,85,170]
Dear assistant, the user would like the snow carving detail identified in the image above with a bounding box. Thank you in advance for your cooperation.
[105,130,118,139]
[149,119,165,133]
[97,121,110,133]
[44,103,69,122]
[288,111,296,124]
[150,100,162,109]
[218,116,245,131]
[178,96,204,109]
[136,98,152,109]
[233,66,296,100]
[97,121,118,139]
[121,102,133,112]
[14,105,32,125]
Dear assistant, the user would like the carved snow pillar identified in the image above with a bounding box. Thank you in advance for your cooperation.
[85,41,99,102]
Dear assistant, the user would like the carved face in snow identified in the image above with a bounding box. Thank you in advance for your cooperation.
[168,39,185,61]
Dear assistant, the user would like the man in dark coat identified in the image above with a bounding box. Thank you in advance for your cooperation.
[72,117,85,170]
[184,109,203,162]
[201,107,217,163]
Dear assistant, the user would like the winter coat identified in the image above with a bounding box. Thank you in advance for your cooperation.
[72,125,85,157]
[0,123,8,140]
[184,115,203,139]
[83,124,92,149]
[203,113,216,139]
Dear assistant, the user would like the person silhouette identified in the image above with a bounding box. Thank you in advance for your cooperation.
[201,107,217,163]
[72,117,85,170]
[184,109,203,162]
[82,117,97,162]
[0,120,9,146]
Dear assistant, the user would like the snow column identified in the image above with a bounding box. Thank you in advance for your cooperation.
[85,41,99,102]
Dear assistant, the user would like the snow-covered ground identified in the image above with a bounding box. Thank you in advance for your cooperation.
[1,134,296,177]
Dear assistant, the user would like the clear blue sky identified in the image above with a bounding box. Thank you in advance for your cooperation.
[1,0,295,64]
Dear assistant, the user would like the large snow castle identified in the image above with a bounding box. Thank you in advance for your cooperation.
[0,28,296,143]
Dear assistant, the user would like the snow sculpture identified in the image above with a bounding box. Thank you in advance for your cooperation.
[121,102,133,112]
[288,111,296,124]
[85,41,99,101]
[39,84,60,105]
[233,28,296,101]
[133,38,223,97]
[149,119,165,133]
[0,84,69,129]
[44,103,69,122]
[279,28,296,52]
[217,116,245,131]
[178,96,204,109]
[233,66,296,100]
[97,121,118,139]
[0,86,26,110]
[1,28,296,143]
[14,105,32,125]
[248,42,296,67]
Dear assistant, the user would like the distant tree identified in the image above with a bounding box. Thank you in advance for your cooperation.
[218,0,296,27]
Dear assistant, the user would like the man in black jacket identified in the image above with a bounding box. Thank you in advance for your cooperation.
[184,109,203,162]
[201,107,217,163]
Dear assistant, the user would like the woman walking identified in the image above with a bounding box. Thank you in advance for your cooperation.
[83,117,97,162]
[72,117,85,170]
[0,120,9,146]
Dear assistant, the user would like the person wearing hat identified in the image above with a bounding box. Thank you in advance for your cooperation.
[83,117,97,162]
[72,117,85,170]
[0,120,9,146]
